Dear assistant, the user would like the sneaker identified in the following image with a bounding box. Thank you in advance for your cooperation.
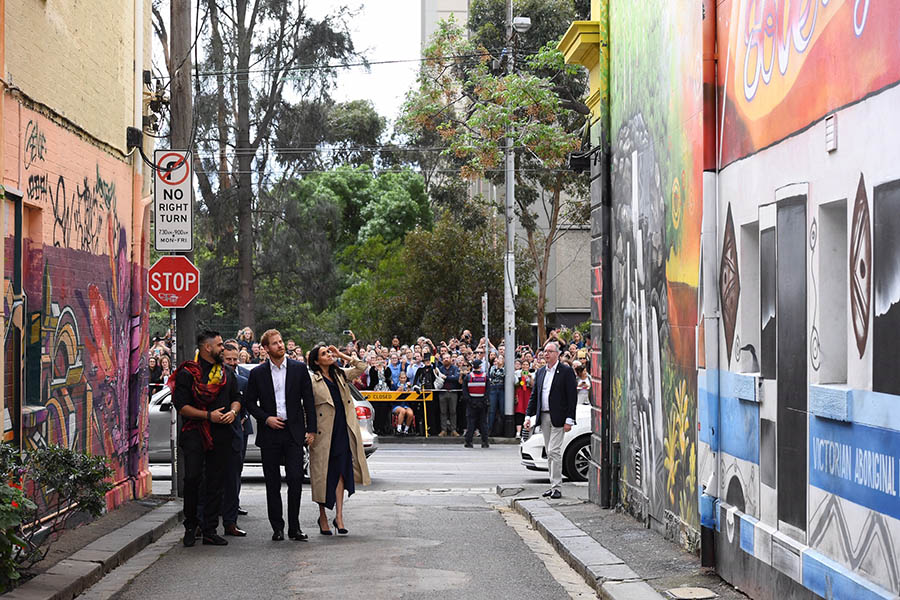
[515,432,521,439]
[183,528,196,547]
[438,431,447,437]
[450,430,460,437]
[403,425,409,434]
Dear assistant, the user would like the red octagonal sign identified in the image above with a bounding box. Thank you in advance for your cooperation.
[149,256,200,309]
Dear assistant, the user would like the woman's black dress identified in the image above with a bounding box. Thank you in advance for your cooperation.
[321,376,355,510]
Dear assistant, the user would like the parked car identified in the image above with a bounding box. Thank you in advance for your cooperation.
[148,364,379,477]
[519,400,592,482]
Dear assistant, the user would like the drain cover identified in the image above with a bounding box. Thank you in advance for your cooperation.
[666,588,717,599]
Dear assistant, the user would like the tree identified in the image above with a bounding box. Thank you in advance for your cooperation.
[152,1,361,328]
[337,209,536,343]
[401,12,589,344]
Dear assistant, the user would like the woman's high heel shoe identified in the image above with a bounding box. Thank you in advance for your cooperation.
[318,517,332,536]
[332,518,348,536]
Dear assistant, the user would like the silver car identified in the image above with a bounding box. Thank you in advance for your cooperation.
[148,365,379,475]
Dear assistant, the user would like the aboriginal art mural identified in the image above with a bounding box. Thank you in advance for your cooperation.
[717,0,900,166]
[607,0,703,537]
[3,106,151,509]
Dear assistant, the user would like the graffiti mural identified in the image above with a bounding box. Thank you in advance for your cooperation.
[717,0,900,166]
[872,179,900,395]
[5,107,150,509]
[608,0,703,533]
[850,174,871,358]
[719,205,740,366]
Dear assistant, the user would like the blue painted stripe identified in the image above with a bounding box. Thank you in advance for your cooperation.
[721,370,757,402]
[851,389,900,432]
[810,385,852,422]
[803,549,896,600]
[739,513,756,556]
[809,416,900,520]
[698,369,718,450]
[720,394,760,464]
[700,492,717,529]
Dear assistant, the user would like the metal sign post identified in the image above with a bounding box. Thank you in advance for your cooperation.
[169,308,177,497]
[482,292,489,358]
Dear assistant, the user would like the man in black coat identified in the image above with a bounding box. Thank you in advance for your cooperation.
[243,329,317,541]
[221,341,253,536]
[525,341,577,499]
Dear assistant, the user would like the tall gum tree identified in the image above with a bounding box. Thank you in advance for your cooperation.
[401,15,589,344]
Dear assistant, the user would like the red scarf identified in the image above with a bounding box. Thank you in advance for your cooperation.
[168,360,227,450]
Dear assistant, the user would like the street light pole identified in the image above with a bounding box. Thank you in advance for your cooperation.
[501,0,522,438]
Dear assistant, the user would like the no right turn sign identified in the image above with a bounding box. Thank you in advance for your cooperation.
[154,149,193,252]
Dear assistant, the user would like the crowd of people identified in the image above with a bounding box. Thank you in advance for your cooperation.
[158,322,592,547]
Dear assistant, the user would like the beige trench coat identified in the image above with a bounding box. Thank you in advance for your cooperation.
[308,358,371,504]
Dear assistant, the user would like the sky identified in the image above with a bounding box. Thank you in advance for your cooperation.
[308,1,422,124]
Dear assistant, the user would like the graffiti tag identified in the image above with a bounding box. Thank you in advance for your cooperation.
[23,120,47,170]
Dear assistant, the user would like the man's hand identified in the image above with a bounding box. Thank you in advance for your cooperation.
[523,417,532,431]
[563,423,572,432]
[266,416,286,430]
[211,407,234,424]
[305,433,316,446]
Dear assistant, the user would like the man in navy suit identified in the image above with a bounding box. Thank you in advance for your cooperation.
[524,341,577,499]
[221,341,253,536]
[243,329,317,541]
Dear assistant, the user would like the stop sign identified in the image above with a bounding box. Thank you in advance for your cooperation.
[149,256,200,308]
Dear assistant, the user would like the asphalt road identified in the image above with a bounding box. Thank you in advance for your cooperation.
[116,445,583,600]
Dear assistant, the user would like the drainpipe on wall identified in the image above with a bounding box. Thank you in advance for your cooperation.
[699,0,720,568]
[128,0,150,499]
[0,0,6,443]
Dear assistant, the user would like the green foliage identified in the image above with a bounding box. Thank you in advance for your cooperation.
[335,209,536,343]
[0,444,112,591]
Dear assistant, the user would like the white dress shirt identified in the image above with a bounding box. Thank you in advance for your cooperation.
[270,359,288,420]
[541,362,558,412]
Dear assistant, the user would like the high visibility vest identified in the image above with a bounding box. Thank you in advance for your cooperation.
[468,372,486,397]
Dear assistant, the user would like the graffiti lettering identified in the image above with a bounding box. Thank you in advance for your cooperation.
[23,120,47,170]
[41,166,117,253]
[742,0,870,102]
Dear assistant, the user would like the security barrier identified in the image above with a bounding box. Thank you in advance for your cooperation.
[360,390,435,437]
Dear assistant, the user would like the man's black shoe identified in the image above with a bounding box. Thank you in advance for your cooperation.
[183,528,196,547]
[202,533,229,546]
[541,489,553,497]
[464,442,473,448]
[481,443,490,448]
[237,507,248,516]
[288,530,309,541]
[272,530,284,541]
[550,489,562,499]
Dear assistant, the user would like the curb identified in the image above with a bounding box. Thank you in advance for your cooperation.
[2,501,183,600]
[379,436,519,445]
[509,495,664,600]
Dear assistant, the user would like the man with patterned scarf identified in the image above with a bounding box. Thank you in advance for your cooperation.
[172,330,242,547]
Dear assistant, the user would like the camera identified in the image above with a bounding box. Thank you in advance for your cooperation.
[342,330,352,336]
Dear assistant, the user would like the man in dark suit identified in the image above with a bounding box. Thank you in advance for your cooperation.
[243,329,317,541]
[221,341,253,536]
[524,341,577,499]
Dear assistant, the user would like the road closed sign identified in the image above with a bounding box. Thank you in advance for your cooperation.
[154,149,193,252]
[149,255,200,308]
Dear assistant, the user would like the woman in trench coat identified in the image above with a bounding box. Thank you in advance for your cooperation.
[307,344,371,535]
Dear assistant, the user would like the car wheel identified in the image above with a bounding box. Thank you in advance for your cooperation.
[564,436,591,482]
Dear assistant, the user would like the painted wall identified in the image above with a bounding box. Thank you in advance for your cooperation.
[2,2,152,510]
[607,0,704,543]
[708,1,900,597]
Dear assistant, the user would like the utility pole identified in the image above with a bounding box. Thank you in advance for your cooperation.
[502,0,517,437]
[170,0,193,497]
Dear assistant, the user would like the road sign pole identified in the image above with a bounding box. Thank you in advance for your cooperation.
[169,308,177,497]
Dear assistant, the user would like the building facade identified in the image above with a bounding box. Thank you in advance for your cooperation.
[1,0,153,509]
[562,1,900,598]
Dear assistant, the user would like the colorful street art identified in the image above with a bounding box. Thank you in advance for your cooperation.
[4,106,150,509]
[608,0,703,534]
[717,0,900,166]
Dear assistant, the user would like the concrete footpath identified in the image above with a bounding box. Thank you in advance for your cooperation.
[1,501,182,600]
[499,483,749,600]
